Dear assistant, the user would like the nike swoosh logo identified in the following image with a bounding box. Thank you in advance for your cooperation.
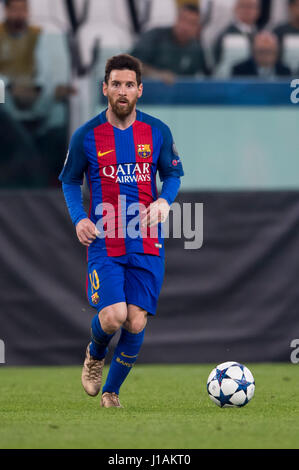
[98,149,114,157]
[121,352,138,359]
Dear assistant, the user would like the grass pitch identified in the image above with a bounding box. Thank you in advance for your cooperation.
[0,363,298,449]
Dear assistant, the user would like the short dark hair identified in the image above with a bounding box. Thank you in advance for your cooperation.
[105,54,142,85]
[4,0,27,6]
[180,3,200,14]
[289,0,299,5]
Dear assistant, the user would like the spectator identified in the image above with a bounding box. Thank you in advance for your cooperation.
[273,0,299,43]
[232,30,291,77]
[0,0,46,124]
[214,0,261,65]
[130,3,209,84]
[176,0,199,7]
[0,0,75,187]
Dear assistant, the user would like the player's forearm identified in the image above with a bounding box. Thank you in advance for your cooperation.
[142,64,176,84]
[62,182,88,226]
[159,176,181,206]
[142,64,162,78]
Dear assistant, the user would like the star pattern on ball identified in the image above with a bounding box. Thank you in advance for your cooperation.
[219,388,234,407]
[235,376,252,393]
[215,363,244,386]
[215,367,229,386]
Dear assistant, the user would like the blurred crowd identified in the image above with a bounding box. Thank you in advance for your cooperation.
[0,0,75,188]
[0,0,298,188]
[132,0,299,81]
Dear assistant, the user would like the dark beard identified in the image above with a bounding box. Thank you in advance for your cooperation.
[110,97,137,120]
[6,19,27,34]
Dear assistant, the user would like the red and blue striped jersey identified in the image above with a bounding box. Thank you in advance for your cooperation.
[59,109,184,259]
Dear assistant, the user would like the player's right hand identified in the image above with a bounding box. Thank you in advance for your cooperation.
[76,218,97,247]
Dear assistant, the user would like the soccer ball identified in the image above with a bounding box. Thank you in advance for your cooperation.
[207,361,255,408]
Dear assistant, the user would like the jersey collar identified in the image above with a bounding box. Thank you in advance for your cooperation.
[99,108,142,126]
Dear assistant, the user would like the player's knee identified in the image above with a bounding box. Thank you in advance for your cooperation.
[125,316,147,334]
[99,304,127,332]
[100,314,123,333]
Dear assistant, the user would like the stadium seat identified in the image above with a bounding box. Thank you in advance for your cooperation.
[282,34,299,74]
[86,0,132,33]
[36,32,72,129]
[28,0,70,32]
[28,0,135,125]
[142,0,176,31]
[214,34,251,78]
[37,32,71,84]
[77,22,133,100]
[267,0,289,29]
[75,0,135,82]
[201,0,237,49]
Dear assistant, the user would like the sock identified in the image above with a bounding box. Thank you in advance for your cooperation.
[89,313,115,360]
[102,327,145,395]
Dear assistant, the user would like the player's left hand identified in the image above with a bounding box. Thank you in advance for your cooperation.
[141,198,170,228]
[76,218,97,246]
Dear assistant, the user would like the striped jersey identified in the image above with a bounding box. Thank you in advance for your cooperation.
[59,109,184,259]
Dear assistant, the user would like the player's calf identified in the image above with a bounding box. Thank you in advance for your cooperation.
[124,304,147,333]
[101,327,145,403]
[81,313,115,396]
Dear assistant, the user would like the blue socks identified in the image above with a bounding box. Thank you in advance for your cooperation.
[89,314,115,360]
[102,327,145,395]
[89,313,146,395]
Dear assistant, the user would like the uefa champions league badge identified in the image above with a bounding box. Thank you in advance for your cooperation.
[172,157,181,167]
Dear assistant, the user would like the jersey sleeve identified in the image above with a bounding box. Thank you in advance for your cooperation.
[58,127,88,185]
[62,182,87,226]
[157,123,184,182]
[159,176,181,206]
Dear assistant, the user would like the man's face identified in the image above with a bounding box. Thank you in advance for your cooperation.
[5,0,28,30]
[290,0,299,24]
[174,8,200,43]
[253,35,278,68]
[103,69,143,119]
[235,0,260,26]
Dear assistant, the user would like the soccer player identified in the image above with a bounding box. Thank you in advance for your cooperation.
[59,54,184,408]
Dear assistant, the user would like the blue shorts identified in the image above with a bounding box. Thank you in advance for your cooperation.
[87,254,165,315]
